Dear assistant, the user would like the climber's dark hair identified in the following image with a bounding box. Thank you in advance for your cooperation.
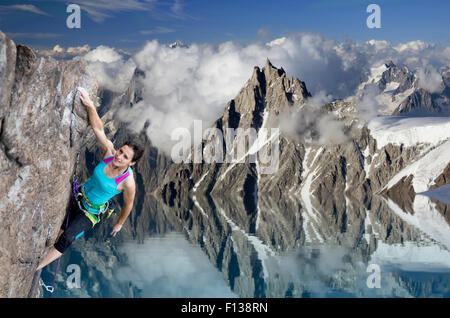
[121,140,144,163]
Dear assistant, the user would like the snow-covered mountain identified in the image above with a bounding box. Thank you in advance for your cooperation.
[354,60,450,116]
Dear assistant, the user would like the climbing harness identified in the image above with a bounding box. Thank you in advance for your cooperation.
[76,185,116,226]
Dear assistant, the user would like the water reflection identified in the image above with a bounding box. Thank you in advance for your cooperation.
[42,190,450,298]
[115,233,237,297]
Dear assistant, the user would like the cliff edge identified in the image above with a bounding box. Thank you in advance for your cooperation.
[0,31,97,297]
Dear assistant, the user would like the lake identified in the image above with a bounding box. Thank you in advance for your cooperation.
[41,191,450,298]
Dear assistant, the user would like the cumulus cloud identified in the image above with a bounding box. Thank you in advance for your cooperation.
[355,83,384,122]
[36,44,90,58]
[83,45,136,93]
[36,44,135,94]
[52,44,64,53]
[67,44,91,54]
[265,36,286,47]
[115,233,237,297]
[416,64,443,93]
[117,40,260,154]
[277,91,349,145]
[393,40,431,53]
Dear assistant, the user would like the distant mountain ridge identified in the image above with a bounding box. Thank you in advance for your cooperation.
[354,60,450,116]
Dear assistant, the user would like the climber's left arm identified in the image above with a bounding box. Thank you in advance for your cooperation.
[110,179,136,236]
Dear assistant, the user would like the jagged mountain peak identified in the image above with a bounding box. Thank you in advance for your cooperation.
[246,59,310,114]
[263,58,285,76]
[385,60,395,68]
[250,59,288,85]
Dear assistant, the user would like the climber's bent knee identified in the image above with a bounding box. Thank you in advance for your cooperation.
[54,211,93,254]
[54,232,72,254]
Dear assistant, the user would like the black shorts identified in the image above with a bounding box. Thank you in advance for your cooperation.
[54,198,96,254]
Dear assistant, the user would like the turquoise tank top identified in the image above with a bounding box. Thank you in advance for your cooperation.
[81,155,133,213]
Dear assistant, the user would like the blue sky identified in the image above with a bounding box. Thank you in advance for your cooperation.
[0,0,449,51]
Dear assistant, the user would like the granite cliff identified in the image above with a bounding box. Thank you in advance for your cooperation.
[0,31,96,297]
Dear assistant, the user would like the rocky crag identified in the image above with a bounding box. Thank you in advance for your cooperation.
[0,31,97,297]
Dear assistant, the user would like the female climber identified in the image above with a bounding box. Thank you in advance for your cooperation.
[36,87,144,271]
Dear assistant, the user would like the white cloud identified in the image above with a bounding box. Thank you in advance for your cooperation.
[277,91,349,145]
[140,27,175,35]
[265,37,286,47]
[0,4,50,16]
[416,64,443,93]
[67,44,91,54]
[117,39,259,155]
[52,44,64,53]
[36,44,91,59]
[84,45,121,63]
[355,83,384,122]
[394,40,431,53]
[83,45,136,93]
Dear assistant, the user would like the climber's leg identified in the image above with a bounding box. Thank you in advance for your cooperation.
[36,247,62,271]
[56,209,92,248]
[56,229,64,241]
[36,202,93,271]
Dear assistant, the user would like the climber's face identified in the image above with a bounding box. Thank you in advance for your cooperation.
[113,145,135,167]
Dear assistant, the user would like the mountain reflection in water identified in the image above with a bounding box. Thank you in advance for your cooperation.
[42,192,450,298]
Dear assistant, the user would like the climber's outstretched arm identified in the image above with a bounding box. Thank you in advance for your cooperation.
[78,87,115,157]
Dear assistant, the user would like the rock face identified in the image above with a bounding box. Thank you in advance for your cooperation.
[377,61,415,94]
[0,31,97,297]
